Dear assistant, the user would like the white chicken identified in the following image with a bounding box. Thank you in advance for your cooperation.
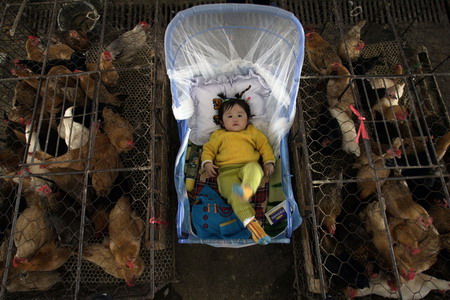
[328,107,360,157]
[346,271,450,299]
[58,106,90,150]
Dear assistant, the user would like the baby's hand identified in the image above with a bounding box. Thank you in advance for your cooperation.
[264,163,275,177]
[204,162,219,178]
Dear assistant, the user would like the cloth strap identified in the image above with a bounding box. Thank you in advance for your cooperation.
[349,104,369,143]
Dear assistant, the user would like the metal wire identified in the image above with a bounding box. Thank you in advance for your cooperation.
[0,0,176,298]
[290,0,450,299]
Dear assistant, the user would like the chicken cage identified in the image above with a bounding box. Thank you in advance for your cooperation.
[0,0,181,298]
[288,0,450,299]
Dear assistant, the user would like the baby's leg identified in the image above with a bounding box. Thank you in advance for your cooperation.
[218,164,270,245]
[218,166,256,222]
[238,161,264,199]
[239,162,270,245]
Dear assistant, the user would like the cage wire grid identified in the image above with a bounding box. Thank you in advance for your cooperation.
[0,0,179,298]
[0,0,450,299]
[288,0,450,300]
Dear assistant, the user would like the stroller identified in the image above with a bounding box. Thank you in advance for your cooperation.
[165,3,304,247]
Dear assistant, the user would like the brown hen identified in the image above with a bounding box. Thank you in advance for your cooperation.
[327,63,355,115]
[354,147,401,199]
[305,32,342,75]
[382,179,433,229]
[315,173,343,235]
[102,107,134,153]
[13,199,53,268]
[14,240,71,272]
[74,70,120,106]
[83,240,144,286]
[87,51,119,86]
[109,196,145,270]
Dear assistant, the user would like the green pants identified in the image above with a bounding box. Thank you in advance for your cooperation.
[217,162,264,222]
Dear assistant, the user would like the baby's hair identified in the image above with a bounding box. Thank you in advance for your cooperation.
[217,99,252,127]
[214,85,253,127]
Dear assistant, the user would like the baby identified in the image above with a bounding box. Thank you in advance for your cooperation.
[201,97,275,245]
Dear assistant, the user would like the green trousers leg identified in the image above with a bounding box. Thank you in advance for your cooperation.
[217,162,264,222]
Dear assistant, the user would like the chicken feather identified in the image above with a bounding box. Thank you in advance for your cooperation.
[338,20,366,62]
[83,240,144,286]
[102,107,134,153]
[305,32,342,75]
[106,21,149,64]
[109,196,145,270]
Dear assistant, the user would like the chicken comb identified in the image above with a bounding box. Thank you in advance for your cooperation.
[138,21,149,27]
[102,50,113,60]
[27,35,39,40]
[38,185,53,196]
[410,248,421,255]
[356,41,365,50]
[331,62,342,69]
[406,269,416,280]
[126,260,136,269]
[394,109,408,121]
[69,30,80,38]
[126,280,135,287]
[305,32,314,39]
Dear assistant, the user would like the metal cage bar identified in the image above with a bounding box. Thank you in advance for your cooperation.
[0,0,177,298]
[290,0,450,299]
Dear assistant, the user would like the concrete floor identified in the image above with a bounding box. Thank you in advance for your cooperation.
[155,243,296,300]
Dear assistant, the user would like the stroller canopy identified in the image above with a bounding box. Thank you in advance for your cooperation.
[165,4,304,153]
[165,4,304,247]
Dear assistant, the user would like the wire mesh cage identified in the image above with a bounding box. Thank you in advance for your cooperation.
[0,0,178,298]
[288,0,450,299]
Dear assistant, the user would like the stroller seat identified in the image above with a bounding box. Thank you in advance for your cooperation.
[165,3,305,247]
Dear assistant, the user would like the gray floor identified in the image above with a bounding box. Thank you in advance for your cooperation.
[166,243,296,300]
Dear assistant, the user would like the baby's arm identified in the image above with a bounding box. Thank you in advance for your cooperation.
[203,162,219,177]
[201,131,221,177]
[254,129,276,177]
[263,163,275,177]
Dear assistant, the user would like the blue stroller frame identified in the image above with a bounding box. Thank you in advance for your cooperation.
[165,4,304,247]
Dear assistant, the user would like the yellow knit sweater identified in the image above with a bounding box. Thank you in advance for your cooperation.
[201,125,275,167]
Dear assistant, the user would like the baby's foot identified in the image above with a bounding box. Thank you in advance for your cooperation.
[246,218,271,245]
[232,184,253,202]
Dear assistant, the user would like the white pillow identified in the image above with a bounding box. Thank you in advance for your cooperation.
[188,75,230,145]
[229,70,271,119]
[188,71,271,146]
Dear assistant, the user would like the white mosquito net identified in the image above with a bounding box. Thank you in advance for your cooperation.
[165,4,304,156]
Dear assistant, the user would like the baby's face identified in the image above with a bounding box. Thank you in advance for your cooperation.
[221,104,248,132]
